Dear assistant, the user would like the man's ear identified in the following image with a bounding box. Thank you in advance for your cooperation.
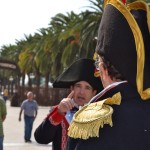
[99,63,108,80]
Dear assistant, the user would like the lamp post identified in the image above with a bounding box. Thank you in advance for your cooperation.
[30,73,35,87]
[9,76,13,96]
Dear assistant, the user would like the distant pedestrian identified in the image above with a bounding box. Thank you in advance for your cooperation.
[3,89,8,102]
[18,91,38,143]
[0,95,7,150]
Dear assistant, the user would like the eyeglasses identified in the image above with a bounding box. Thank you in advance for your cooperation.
[94,60,101,70]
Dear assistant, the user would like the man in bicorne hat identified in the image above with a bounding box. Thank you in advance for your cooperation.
[67,0,150,149]
[34,58,102,150]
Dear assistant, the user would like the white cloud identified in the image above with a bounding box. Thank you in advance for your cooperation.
[0,0,90,47]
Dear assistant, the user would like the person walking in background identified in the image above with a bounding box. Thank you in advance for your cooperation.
[34,58,103,150]
[19,91,38,143]
[0,95,7,150]
[3,89,8,102]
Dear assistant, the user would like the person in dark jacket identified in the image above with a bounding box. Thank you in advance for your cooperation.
[67,0,150,150]
[34,58,102,150]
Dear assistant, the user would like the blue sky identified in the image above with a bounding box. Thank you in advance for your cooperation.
[0,0,91,48]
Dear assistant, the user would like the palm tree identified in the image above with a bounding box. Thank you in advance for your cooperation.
[0,0,106,105]
[79,0,103,58]
[17,34,38,88]
[49,11,84,73]
[34,28,53,94]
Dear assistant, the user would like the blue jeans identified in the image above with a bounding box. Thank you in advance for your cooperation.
[24,115,34,141]
[0,136,4,150]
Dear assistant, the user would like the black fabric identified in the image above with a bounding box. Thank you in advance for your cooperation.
[34,118,51,144]
[53,58,103,93]
[34,115,62,150]
[67,82,150,150]
[70,107,79,113]
[96,4,137,89]
[34,106,78,150]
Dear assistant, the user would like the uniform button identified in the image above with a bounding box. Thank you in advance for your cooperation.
[144,129,150,132]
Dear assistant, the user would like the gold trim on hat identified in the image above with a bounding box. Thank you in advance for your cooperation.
[103,0,150,100]
[127,1,150,33]
[127,1,150,100]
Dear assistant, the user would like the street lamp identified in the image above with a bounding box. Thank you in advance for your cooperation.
[30,73,35,87]
[9,76,13,95]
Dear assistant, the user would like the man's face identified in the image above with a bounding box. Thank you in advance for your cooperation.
[71,81,97,106]
[28,94,33,100]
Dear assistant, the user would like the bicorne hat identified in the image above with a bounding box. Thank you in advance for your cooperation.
[95,0,150,100]
[53,58,103,93]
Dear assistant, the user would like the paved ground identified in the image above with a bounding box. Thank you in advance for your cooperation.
[3,100,52,150]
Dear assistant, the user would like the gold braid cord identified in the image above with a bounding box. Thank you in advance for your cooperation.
[68,92,121,140]
[127,1,150,100]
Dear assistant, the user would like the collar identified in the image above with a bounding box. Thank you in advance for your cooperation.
[88,81,127,103]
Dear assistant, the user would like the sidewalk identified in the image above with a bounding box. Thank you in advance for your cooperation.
[3,100,52,150]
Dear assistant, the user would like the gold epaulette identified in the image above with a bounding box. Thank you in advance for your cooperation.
[68,92,121,140]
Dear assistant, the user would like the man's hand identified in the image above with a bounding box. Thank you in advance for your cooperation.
[58,91,75,114]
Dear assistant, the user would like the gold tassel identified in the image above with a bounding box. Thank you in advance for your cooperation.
[68,92,121,140]
[68,109,113,139]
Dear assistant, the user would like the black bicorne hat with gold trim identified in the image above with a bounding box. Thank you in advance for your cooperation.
[95,0,150,100]
[53,58,102,93]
